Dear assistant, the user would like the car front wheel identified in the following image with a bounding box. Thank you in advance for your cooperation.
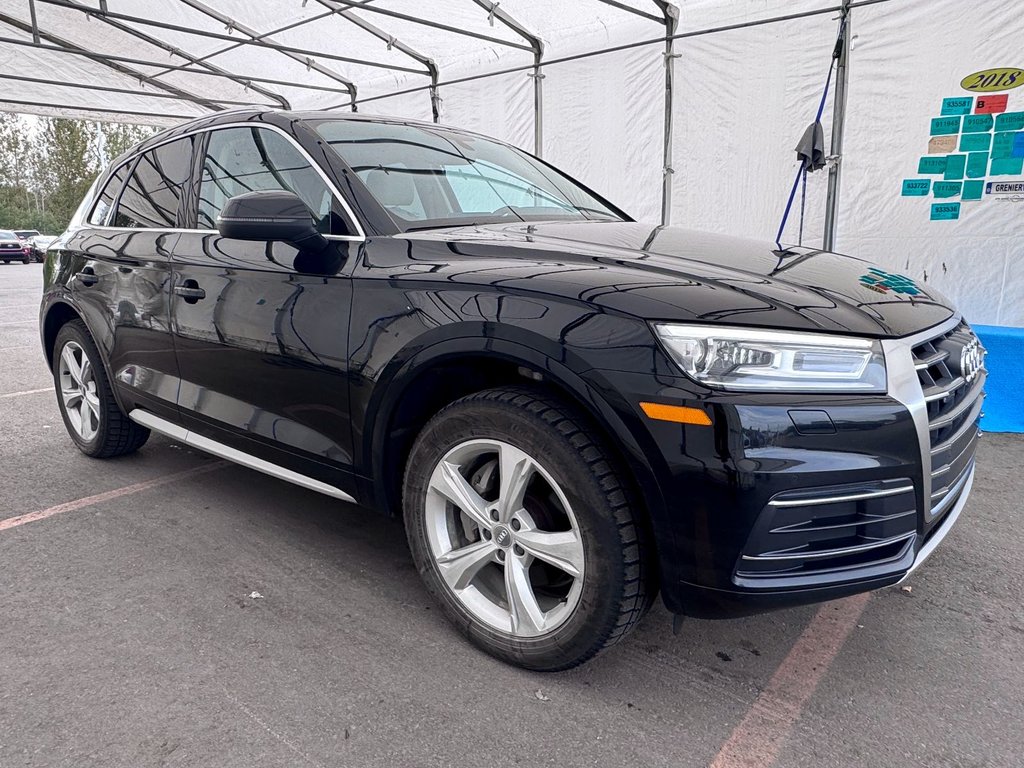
[403,387,652,671]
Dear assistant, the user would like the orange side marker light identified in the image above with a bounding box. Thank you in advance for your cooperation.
[639,402,712,426]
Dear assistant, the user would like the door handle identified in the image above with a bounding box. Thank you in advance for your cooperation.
[174,279,206,304]
[74,268,98,287]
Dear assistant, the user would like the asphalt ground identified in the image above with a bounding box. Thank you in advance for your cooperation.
[1,262,1021,768]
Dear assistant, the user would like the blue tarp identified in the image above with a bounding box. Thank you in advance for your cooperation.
[975,325,1023,433]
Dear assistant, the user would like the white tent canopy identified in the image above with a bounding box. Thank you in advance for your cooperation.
[2,0,1022,326]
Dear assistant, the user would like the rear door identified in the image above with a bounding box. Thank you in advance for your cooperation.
[170,124,360,492]
[66,137,196,421]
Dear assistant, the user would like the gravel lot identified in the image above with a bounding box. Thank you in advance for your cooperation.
[2,262,1021,767]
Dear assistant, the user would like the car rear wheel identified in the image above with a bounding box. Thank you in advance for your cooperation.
[403,387,652,671]
[52,320,150,458]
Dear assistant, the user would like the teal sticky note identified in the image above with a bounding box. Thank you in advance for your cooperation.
[1014,132,1024,158]
[991,156,1024,175]
[944,154,967,180]
[962,180,984,200]
[966,152,989,178]
[963,114,994,133]
[933,181,962,198]
[959,133,992,152]
[918,156,947,174]
[931,116,962,135]
[931,203,961,220]
[941,97,973,115]
[993,132,1020,159]
[995,111,1024,131]
[901,179,931,196]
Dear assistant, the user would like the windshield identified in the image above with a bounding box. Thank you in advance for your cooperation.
[313,120,625,231]
[0,231,17,240]
[14,230,38,238]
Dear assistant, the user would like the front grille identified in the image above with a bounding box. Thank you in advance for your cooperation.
[0,243,20,250]
[911,320,985,522]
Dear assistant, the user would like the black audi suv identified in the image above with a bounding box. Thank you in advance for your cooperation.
[40,109,984,670]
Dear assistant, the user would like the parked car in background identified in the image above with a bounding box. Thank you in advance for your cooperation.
[29,235,57,262]
[39,110,984,671]
[0,230,31,263]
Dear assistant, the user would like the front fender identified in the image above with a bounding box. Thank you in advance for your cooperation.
[363,329,676,582]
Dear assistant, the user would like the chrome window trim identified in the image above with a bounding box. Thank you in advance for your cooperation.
[879,313,963,522]
[85,121,366,242]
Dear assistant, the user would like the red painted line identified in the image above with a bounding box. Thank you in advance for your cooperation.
[0,462,227,532]
[709,593,871,768]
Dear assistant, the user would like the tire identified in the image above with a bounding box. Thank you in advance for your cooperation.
[52,319,150,458]
[22,257,30,264]
[403,387,652,671]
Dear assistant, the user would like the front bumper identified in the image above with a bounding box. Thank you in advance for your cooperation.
[592,315,983,618]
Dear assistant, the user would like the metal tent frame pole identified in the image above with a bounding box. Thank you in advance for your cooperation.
[317,0,534,52]
[656,2,679,226]
[34,0,429,77]
[0,73,280,108]
[176,0,359,110]
[823,0,852,251]
[143,9,339,83]
[472,1,544,155]
[0,11,225,112]
[0,34,357,97]
[33,0,291,109]
[314,0,439,120]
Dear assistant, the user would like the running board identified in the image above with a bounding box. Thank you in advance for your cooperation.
[129,409,357,504]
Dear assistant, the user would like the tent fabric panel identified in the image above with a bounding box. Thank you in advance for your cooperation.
[437,69,533,151]
[0,0,268,107]
[543,32,664,223]
[837,0,1021,326]
[670,11,838,246]
[358,89,434,123]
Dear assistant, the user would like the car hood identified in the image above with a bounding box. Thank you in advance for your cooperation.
[403,221,955,337]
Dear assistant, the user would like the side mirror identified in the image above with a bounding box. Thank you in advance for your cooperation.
[217,190,329,252]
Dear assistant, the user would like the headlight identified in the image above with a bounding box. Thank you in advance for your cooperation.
[652,324,887,392]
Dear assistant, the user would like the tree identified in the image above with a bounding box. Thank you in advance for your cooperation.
[100,122,156,165]
[34,118,100,227]
[0,115,156,233]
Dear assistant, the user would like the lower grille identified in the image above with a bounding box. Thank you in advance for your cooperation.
[736,479,917,586]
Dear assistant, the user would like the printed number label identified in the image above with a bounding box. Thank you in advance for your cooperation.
[960,68,1024,92]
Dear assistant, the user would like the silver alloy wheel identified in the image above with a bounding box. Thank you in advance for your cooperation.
[424,439,586,638]
[58,341,100,442]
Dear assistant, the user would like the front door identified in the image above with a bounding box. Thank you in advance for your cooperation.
[170,124,359,493]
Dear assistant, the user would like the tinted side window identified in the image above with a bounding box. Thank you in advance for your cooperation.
[88,163,132,226]
[198,127,335,234]
[113,136,195,228]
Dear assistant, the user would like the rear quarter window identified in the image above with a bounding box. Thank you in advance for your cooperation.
[113,136,196,229]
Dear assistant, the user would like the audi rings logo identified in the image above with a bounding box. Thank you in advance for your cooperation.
[493,525,512,548]
[960,338,984,383]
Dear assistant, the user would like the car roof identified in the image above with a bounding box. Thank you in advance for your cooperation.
[125,108,497,164]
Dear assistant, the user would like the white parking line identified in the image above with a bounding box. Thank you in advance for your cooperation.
[0,387,54,399]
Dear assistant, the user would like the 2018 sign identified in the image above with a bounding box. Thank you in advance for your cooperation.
[960,68,1024,92]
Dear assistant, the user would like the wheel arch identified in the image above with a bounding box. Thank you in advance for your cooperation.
[366,333,673,585]
[41,300,84,368]
[41,299,129,416]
